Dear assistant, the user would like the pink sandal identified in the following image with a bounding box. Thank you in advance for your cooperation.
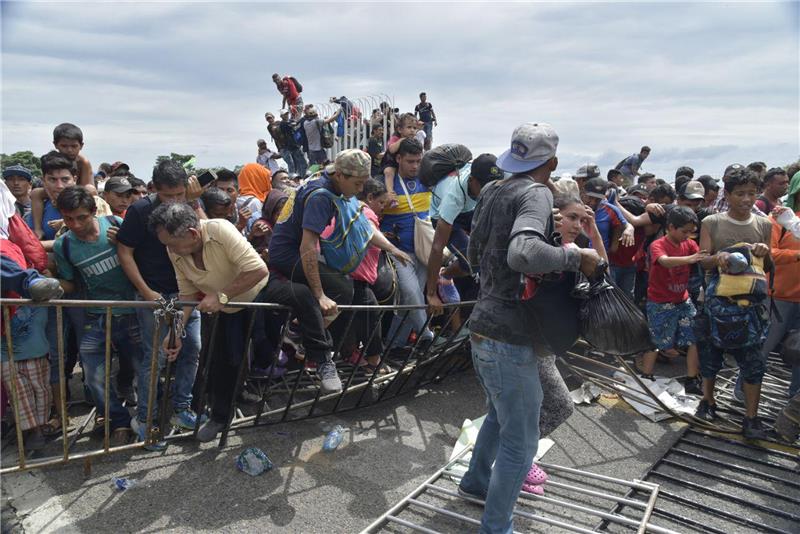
[521,482,544,495]
[525,463,549,486]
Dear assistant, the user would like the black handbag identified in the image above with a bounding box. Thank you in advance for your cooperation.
[371,252,397,304]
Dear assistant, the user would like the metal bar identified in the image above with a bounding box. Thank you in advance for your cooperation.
[656,489,792,534]
[406,498,483,528]
[649,470,800,521]
[0,439,151,474]
[649,506,731,534]
[534,462,659,492]
[306,307,355,418]
[144,310,161,446]
[220,310,257,448]
[685,428,799,460]
[279,359,307,423]
[637,483,659,534]
[383,515,443,534]
[3,306,27,468]
[426,485,598,534]
[659,457,800,504]
[56,305,68,461]
[678,437,797,471]
[103,308,112,452]
[668,447,800,488]
[371,310,414,404]
[333,308,387,412]
[193,312,219,438]
[253,312,292,426]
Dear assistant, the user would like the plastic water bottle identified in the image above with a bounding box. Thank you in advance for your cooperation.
[323,425,345,451]
[727,252,749,274]
[438,276,460,304]
[111,477,137,491]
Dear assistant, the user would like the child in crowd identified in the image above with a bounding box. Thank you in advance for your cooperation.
[349,178,391,374]
[638,207,707,393]
[1,240,51,452]
[31,124,94,238]
[381,113,418,208]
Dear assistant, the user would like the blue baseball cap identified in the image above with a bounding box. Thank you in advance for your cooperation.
[497,122,559,174]
[2,164,33,182]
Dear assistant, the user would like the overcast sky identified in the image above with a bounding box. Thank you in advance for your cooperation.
[2,1,798,181]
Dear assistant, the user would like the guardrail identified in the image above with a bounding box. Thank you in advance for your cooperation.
[0,297,474,474]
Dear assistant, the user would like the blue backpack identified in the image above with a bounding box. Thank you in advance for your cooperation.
[305,188,373,274]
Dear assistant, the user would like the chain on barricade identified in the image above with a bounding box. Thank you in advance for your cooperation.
[151,297,184,441]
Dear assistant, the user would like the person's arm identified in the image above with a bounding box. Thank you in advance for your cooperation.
[387,137,404,155]
[117,243,161,301]
[76,154,93,186]
[425,220,453,314]
[431,106,437,126]
[769,218,800,264]
[299,229,337,315]
[368,228,410,263]
[30,188,46,239]
[196,264,268,314]
[616,201,658,227]
[324,112,339,125]
[583,208,609,262]
[657,251,708,268]
[163,297,200,361]
[698,223,725,270]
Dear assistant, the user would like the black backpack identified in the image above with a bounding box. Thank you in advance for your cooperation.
[289,76,303,93]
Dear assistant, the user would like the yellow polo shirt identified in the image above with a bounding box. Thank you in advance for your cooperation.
[168,219,268,313]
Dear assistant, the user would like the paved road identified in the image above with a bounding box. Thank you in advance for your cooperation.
[1,365,690,534]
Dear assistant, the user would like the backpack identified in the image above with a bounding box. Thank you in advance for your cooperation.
[305,188,373,274]
[288,76,303,93]
[319,121,334,149]
[703,242,772,350]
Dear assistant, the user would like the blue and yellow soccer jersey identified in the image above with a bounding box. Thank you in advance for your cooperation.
[380,175,431,254]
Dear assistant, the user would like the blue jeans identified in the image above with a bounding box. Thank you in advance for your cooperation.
[610,265,636,299]
[135,293,201,423]
[734,298,800,397]
[308,149,327,165]
[0,255,43,296]
[45,297,86,384]
[79,314,138,430]
[386,255,432,348]
[460,335,543,534]
[281,147,307,176]
[422,121,433,148]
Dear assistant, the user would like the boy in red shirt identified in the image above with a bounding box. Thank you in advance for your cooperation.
[639,206,708,393]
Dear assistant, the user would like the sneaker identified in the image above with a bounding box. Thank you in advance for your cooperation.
[28,278,64,301]
[525,463,549,486]
[117,386,137,407]
[131,418,167,451]
[695,399,718,421]
[521,482,545,495]
[742,416,767,441]
[683,376,703,396]
[196,419,226,443]
[170,409,207,431]
[25,430,46,452]
[237,388,262,405]
[110,427,132,447]
[457,485,486,501]
[318,360,342,393]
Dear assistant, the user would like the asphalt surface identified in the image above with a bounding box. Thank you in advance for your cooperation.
[1,361,690,534]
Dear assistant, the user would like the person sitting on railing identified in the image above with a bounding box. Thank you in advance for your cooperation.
[52,186,138,446]
[268,150,410,393]
[116,160,206,450]
[149,202,270,442]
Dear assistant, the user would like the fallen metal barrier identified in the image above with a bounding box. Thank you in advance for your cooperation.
[362,445,679,534]
[599,427,800,534]
[0,297,474,474]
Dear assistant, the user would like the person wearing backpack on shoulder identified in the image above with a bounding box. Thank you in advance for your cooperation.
[300,106,339,166]
[268,150,411,393]
[272,73,304,120]
[278,109,308,177]
[694,167,773,440]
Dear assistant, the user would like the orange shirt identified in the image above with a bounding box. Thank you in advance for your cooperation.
[770,213,800,302]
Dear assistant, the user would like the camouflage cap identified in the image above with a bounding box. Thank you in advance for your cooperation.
[334,149,371,177]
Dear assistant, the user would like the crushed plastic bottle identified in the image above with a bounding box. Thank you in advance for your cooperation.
[235,447,274,476]
[322,425,345,451]
[437,276,460,304]
[111,477,137,491]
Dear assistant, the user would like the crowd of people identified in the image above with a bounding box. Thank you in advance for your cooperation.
[1,95,799,533]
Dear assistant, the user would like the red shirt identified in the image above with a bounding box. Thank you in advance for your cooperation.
[282,77,299,103]
[647,236,699,303]
[609,226,645,268]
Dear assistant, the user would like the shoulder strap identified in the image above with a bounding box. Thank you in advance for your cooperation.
[396,177,418,215]
[241,197,255,210]
[61,234,72,265]
[105,215,120,228]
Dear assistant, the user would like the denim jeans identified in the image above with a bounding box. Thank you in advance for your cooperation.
[610,264,636,299]
[45,297,86,384]
[308,149,327,165]
[281,147,308,176]
[79,314,138,430]
[734,298,800,397]
[386,255,433,348]
[422,121,433,149]
[460,335,543,534]
[135,293,201,423]
[0,255,42,296]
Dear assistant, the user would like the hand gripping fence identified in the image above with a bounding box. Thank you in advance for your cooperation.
[0,296,474,474]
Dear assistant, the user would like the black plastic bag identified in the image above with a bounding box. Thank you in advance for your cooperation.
[419,144,472,187]
[573,274,653,355]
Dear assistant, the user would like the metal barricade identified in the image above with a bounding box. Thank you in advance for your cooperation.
[0,297,474,474]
